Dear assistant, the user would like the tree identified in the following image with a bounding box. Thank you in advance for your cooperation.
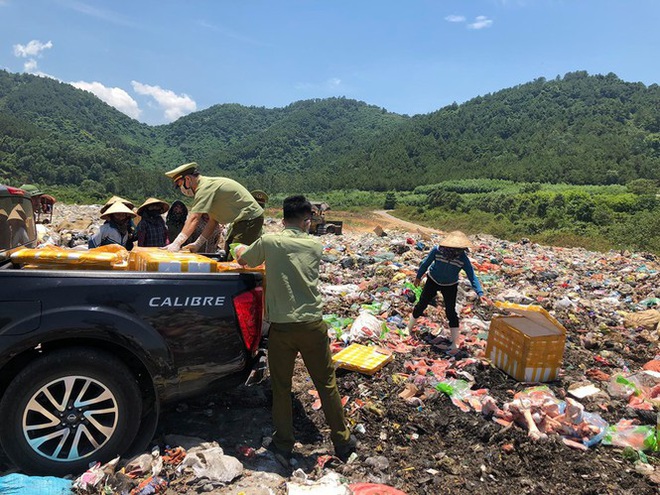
[383,191,397,210]
[626,178,658,195]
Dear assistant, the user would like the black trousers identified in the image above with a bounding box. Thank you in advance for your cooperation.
[412,279,459,327]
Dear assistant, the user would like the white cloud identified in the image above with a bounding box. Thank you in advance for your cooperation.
[23,59,38,72]
[71,81,142,120]
[131,81,197,121]
[445,15,466,23]
[20,58,55,79]
[468,16,494,29]
[13,40,53,58]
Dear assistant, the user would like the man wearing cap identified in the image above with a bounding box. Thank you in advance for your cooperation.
[251,190,269,209]
[164,162,264,257]
[88,202,137,249]
[19,184,43,221]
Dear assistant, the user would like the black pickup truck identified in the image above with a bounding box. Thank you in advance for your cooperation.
[0,185,266,475]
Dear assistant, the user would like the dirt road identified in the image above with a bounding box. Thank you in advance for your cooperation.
[371,210,441,235]
[334,209,441,236]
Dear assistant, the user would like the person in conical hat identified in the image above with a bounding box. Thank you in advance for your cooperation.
[135,198,170,247]
[406,230,489,351]
[89,201,136,249]
[0,206,9,249]
[8,204,31,247]
[163,161,263,258]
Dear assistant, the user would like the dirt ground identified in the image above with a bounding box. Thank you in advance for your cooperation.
[1,210,658,494]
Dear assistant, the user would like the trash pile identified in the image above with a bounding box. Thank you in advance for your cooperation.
[2,219,660,494]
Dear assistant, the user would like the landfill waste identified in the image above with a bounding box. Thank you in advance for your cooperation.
[5,210,660,494]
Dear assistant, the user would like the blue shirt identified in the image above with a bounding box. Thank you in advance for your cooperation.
[416,247,484,296]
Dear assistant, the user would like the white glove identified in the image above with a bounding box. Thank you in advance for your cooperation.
[185,235,207,253]
[234,244,248,259]
[165,233,188,252]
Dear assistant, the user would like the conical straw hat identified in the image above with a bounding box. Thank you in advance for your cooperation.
[100,195,135,214]
[438,230,473,249]
[137,197,170,215]
[8,207,24,222]
[100,201,137,220]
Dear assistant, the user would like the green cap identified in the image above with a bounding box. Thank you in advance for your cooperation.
[165,162,199,182]
[20,184,43,197]
[251,190,269,205]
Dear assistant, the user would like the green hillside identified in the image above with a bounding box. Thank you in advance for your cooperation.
[1,69,659,201]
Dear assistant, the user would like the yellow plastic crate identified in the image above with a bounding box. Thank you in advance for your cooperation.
[485,302,566,382]
[332,343,394,375]
[129,247,217,273]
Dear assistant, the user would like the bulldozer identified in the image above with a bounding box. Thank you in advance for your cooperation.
[310,202,343,235]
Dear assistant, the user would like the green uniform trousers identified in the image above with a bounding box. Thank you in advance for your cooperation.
[268,319,351,453]
[225,215,264,260]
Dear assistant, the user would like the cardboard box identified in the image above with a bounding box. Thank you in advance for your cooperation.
[11,245,128,270]
[129,247,217,273]
[332,343,394,375]
[485,302,566,382]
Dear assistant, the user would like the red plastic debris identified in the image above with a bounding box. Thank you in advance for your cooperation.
[642,359,660,373]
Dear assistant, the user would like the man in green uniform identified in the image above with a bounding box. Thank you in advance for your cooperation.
[164,162,263,257]
[237,195,357,464]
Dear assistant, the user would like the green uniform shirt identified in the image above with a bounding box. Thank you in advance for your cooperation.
[240,227,323,323]
[191,176,263,224]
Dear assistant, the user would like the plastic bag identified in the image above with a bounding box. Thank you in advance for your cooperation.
[177,445,243,483]
[602,419,658,452]
[360,302,383,314]
[347,311,388,343]
[577,410,609,448]
[403,282,422,304]
[435,378,474,411]
[607,374,641,399]
[323,314,354,340]
[229,242,248,260]
[0,473,73,495]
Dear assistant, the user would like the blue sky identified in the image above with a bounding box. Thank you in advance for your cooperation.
[1,0,659,125]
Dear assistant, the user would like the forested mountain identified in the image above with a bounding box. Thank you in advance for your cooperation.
[346,71,660,188]
[0,69,658,201]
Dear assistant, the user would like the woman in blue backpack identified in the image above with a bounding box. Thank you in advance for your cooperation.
[407,231,489,351]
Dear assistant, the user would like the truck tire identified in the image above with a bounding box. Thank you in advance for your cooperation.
[0,348,142,476]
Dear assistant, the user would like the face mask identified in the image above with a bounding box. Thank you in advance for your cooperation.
[179,183,194,197]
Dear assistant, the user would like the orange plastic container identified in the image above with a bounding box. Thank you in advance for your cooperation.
[485,302,566,382]
[129,247,217,273]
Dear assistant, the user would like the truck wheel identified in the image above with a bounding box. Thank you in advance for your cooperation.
[0,348,142,476]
